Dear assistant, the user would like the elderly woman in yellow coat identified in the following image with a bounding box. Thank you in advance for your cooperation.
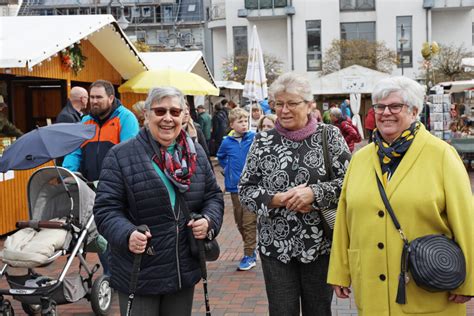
[327,76,473,316]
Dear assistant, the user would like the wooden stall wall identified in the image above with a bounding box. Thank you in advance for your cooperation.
[0,163,52,235]
[0,40,122,86]
[120,93,146,111]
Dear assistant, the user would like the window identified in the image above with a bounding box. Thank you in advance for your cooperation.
[233,26,248,56]
[306,20,322,71]
[472,23,474,46]
[397,16,413,68]
[142,7,151,17]
[340,22,375,41]
[245,0,287,10]
[340,0,375,11]
[132,7,140,18]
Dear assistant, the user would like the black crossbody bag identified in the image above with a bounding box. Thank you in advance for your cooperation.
[375,175,466,304]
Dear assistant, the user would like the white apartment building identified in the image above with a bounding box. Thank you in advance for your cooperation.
[207,0,474,88]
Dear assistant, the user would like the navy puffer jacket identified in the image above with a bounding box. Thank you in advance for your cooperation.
[93,128,224,295]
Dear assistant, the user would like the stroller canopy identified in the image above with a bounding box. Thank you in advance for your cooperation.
[26,167,98,240]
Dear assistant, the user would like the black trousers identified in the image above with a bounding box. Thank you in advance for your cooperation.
[118,286,194,316]
[260,254,333,316]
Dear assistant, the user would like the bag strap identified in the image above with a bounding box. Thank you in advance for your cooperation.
[375,175,409,305]
[322,124,334,180]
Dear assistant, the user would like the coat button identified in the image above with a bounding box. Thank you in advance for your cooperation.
[379,274,386,281]
[378,210,384,217]
[378,242,384,249]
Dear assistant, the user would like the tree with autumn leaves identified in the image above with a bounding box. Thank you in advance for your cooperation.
[221,54,283,86]
[321,39,398,75]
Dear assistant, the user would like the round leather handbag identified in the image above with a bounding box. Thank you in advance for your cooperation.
[409,234,466,292]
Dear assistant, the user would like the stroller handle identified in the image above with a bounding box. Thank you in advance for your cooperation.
[16,220,69,230]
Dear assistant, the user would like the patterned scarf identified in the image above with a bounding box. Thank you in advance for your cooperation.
[374,121,420,184]
[147,128,197,192]
[275,114,318,142]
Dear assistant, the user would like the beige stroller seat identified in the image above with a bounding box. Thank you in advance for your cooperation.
[0,218,70,268]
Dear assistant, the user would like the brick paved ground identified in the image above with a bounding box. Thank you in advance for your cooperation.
[0,158,472,315]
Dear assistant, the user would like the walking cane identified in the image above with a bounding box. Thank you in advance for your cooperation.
[191,214,212,316]
[126,225,150,316]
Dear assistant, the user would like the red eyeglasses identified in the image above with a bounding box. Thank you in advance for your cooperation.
[150,107,183,117]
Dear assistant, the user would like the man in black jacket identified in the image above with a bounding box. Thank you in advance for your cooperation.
[56,86,88,123]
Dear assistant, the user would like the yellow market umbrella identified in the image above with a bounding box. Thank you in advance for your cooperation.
[118,69,219,96]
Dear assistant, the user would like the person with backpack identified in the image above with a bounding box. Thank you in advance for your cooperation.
[330,107,361,152]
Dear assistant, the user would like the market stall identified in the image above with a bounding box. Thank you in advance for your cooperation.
[0,14,147,234]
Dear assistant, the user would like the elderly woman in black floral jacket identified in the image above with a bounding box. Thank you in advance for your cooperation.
[239,72,351,316]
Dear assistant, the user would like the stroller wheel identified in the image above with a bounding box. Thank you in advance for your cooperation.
[0,300,14,316]
[21,303,41,315]
[91,275,112,315]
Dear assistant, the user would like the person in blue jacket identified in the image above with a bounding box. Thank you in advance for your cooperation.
[217,108,257,271]
[340,99,352,119]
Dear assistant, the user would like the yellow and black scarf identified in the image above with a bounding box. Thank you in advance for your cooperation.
[374,121,420,184]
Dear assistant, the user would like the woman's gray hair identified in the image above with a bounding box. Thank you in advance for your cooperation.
[372,76,425,115]
[329,107,342,119]
[144,86,186,111]
[269,72,313,102]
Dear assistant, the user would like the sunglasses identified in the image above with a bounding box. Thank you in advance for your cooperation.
[150,107,183,117]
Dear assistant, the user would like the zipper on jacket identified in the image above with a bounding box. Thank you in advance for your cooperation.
[96,125,101,175]
[175,204,182,289]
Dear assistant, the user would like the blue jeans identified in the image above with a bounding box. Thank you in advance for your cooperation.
[260,254,333,316]
[98,245,111,277]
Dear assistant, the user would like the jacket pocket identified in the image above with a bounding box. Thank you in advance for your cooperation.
[400,279,449,314]
[347,249,363,310]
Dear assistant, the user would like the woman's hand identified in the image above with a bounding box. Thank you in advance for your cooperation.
[448,294,472,304]
[284,184,315,211]
[129,230,152,254]
[188,218,209,240]
[268,192,290,208]
[332,285,351,299]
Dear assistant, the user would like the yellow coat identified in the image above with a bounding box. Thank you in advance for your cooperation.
[328,125,473,316]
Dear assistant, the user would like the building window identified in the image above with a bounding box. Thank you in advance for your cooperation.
[397,16,413,68]
[340,0,375,11]
[306,20,322,71]
[233,26,248,56]
[340,22,375,41]
[245,0,287,10]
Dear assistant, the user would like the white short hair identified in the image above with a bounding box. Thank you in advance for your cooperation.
[145,86,186,111]
[269,72,313,102]
[372,76,425,115]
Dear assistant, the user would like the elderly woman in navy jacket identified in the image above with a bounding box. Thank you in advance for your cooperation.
[93,86,224,316]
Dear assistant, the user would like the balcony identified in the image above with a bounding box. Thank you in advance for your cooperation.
[208,1,225,28]
[423,0,474,10]
[238,0,294,20]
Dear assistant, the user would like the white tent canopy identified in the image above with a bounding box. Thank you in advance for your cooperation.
[311,65,391,95]
[140,51,216,87]
[0,15,147,80]
[432,79,474,93]
[215,80,244,90]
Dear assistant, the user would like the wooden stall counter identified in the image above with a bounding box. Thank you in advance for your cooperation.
[0,163,53,235]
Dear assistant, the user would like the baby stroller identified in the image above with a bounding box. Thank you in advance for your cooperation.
[0,166,112,315]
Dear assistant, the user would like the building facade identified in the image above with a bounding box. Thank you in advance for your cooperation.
[207,0,474,85]
[6,0,207,53]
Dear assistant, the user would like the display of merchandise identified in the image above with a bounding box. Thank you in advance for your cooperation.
[428,94,451,140]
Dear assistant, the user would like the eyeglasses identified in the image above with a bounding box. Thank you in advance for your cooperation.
[373,103,407,114]
[273,100,306,110]
[150,107,183,117]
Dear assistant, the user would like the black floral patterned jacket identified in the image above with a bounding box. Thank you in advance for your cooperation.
[238,124,351,263]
